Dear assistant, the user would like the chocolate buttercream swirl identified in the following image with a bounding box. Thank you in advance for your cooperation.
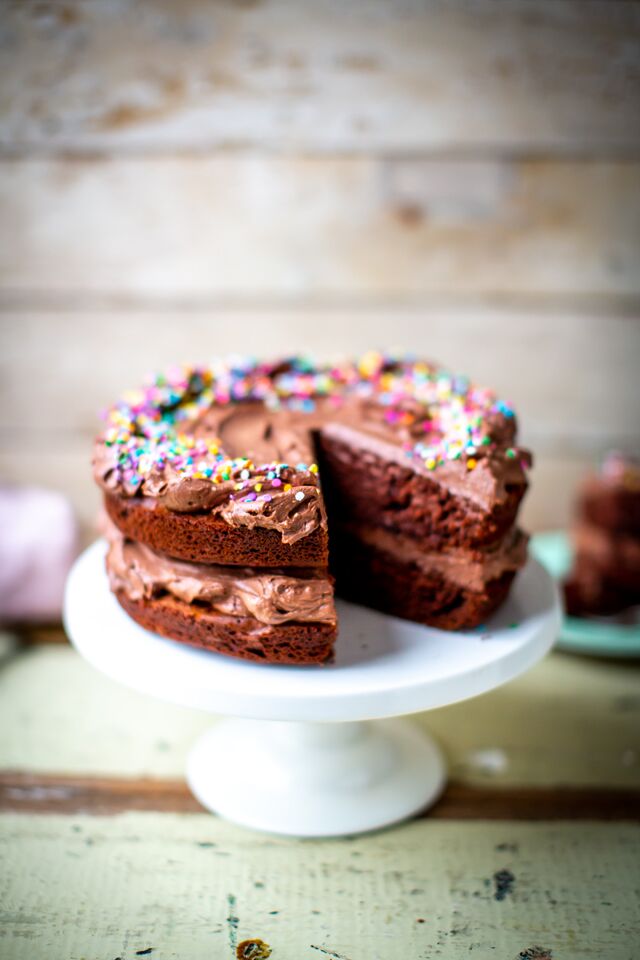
[217,485,325,545]
[106,523,336,626]
[93,355,531,539]
[344,523,529,593]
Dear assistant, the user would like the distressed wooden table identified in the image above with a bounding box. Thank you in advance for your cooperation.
[1,630,638,960]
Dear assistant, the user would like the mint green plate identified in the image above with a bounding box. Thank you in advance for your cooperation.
[530,531,640,657]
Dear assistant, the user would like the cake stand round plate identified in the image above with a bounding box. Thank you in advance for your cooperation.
[64,540,561,837]
[531,531,640,658]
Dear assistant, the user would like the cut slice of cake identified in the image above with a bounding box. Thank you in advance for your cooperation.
[565,453,640,616]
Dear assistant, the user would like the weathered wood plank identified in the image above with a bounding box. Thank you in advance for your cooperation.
[0,771,202,815]
[1,308,638,444]
[1,770,639,820]
[0,813,638,958]
[1,305,637,531]
[1,158,638,297]
[1,0,639,154]
[2,647,638,789]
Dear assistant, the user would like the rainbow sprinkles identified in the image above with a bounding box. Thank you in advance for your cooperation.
[98,353,524,498]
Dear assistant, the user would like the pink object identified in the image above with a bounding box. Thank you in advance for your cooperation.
[0,486,79,622]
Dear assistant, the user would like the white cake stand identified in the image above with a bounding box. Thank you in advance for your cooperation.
[64,540,560,837]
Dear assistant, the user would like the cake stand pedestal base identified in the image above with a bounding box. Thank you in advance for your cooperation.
[65,541,561,839]
[187,717,445,836]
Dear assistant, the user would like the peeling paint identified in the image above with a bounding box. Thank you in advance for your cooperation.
[236,939,271,959]
[494,869,516,901]
[310,947,352,960]
[227,893,239,952]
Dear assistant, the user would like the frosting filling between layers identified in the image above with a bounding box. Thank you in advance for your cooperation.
[572,522,640,575]
[338,522,528,593]
[106,524,336,626]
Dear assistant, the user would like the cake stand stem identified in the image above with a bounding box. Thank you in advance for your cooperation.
[186,716,446,837]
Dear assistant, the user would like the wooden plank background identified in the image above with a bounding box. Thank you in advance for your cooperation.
[1,0,639,539]
[2,10,640,955]
[2,0,639,155]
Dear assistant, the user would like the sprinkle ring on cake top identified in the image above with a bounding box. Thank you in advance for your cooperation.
[94,354,531,660]
[95,353,528,526]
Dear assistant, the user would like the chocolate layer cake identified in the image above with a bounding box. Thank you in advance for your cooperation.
[106,521,336,662]
[565,453,640,617]
[93,355,532,663]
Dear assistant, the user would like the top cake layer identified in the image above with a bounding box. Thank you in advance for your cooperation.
[578,451,640,535]
[94,354,530,552]
[564,451,640,616]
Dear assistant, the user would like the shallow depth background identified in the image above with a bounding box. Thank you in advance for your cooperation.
[1,9,640,959]
[1,0,639,542]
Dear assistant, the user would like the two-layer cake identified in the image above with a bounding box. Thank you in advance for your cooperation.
[565,452,640,616]
[94,355,531,663]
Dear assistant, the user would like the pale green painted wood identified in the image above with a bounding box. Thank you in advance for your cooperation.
[0,645,208,779]
[424,651,640,788]
[1,646,638,787]
[0,813,638,960]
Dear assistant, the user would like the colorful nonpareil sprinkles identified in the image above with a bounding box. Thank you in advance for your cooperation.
[98,354,522,495]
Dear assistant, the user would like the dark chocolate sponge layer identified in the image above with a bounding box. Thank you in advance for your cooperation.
[564,454,640,617]
[582,485,640,536]
[564,555,640,617]
[105,492,329,568]
[572,535,640,593]
[115,589,336,664]
[317,436,526,549]
[330,529,516,631]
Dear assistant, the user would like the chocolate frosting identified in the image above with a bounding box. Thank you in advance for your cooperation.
[344,522,528,592]
[105,522,336,626]
[573,522,640,574]
[319,420,527,511]
[217,484,325,545]
[94,357,531,541]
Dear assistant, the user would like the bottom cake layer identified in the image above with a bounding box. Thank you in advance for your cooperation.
[104,519,337,664]
[330,527,518,630]
[115,589,337,664]
[572,523,640,591]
